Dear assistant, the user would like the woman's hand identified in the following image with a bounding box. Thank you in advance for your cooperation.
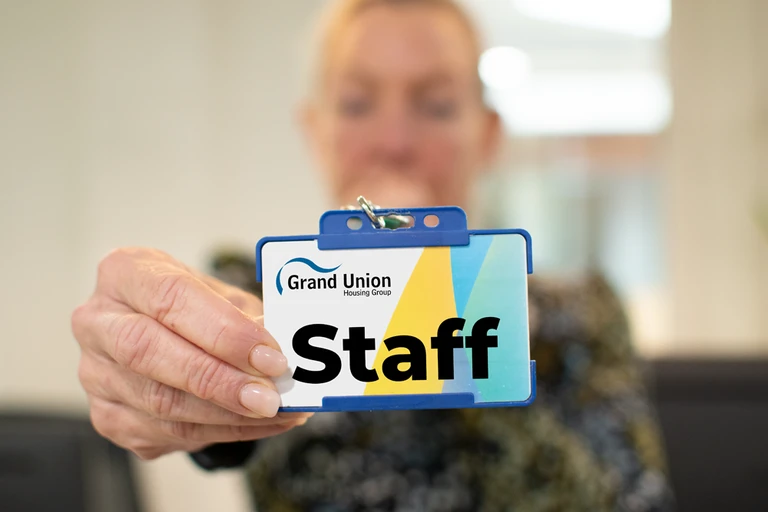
[71,247,309,460]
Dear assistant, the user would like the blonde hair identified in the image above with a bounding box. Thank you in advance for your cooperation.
[307,0,485,98]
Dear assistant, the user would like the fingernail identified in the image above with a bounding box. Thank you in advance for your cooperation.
[240,384,281,417]
[249,345,288,376]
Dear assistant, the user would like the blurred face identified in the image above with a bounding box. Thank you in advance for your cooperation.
[303,3,500,209]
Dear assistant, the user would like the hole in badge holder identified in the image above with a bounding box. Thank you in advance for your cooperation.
[347,216,363,230]
[424,214,440,228]
[381,214,414,229]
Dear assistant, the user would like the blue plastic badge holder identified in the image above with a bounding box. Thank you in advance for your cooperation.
[257,206,536,412]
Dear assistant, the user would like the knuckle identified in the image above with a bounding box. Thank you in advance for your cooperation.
[165,420,199,441]
[97,248,132,282]
[148,272,188,324]
[77,357,95,390]
[97,247,176,295]
[111,315,159,373]
[125,435,165,459]
[144,380,185,420]
[132,447,164,461]
[208,317,232,354]
[96,251,117,281]
[229,290,263,316]
[81,358,121,402]
[227,424,255,442]
[89,399,171,459]
[186,355,232,402]
[71,302,97,345]
[70,304,88,339]
[89,400,119,441]
[131,444,170,461]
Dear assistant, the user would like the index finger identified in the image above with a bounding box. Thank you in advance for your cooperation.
[100,250,286,378]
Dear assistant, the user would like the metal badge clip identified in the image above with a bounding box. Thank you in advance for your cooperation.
[342,196,414,230]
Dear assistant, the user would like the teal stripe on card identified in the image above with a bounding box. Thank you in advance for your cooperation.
[450,235,493,317]
[443,236,493,397]
[461,234,531,403]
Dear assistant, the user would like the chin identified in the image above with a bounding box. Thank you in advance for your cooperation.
[340,183,439,210]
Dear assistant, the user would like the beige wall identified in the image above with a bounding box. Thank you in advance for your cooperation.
[663,0,768,355]
[1,2,324,511]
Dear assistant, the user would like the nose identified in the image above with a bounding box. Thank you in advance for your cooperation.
[371,103,416,168]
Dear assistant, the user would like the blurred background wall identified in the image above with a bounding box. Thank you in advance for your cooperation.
[1,1,765,511]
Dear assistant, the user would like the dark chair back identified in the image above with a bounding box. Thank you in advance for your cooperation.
[648,359,768,512]
[0,412,142,512]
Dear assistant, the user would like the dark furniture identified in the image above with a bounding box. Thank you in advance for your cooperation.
[647,359,768,512]
[0,412,142,512]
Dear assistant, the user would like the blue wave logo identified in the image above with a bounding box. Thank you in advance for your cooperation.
[276,258,341,295]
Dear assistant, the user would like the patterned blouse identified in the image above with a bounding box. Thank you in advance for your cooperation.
[210,253,675,512]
